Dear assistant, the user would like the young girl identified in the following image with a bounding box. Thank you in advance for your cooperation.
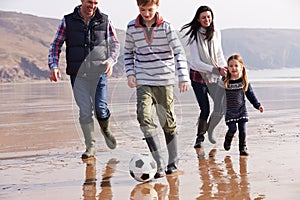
[223,54,264,156]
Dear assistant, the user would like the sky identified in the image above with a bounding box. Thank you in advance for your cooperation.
[1,0,300,30]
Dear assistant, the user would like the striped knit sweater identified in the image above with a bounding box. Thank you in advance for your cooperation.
[124,13,189,86]
[225,78,261,123]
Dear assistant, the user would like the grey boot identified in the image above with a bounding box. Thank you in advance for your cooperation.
[144,135,165,178]
[98,118,116,149]
[80,122,96,159]
[194,119,208,148]
[165,132,178,174]
[207,115,223,144]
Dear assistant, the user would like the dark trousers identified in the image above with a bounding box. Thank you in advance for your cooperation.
[226,121,247,146]
[191,80,225,120]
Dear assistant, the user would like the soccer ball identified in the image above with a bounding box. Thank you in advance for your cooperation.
[129,153,157,182]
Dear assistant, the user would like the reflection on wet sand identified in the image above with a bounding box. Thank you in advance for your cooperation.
[130,174,180,200]
[82,157,119,200]
[196,156,264,199]
[166,174,180,200]
[82,157,97,199]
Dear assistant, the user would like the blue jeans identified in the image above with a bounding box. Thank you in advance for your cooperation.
[71,74,110,124]
[191,80,225,120]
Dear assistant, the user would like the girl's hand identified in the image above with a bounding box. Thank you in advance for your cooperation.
[259,106,264,113]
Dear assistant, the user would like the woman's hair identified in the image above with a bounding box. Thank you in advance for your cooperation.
[136,0,159,6]
[180,5,214,44]
[224,54,249,91]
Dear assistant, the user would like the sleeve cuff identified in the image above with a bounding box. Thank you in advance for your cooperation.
[107,57,115,66]
[212,66,221,75]
[49,63,59,70]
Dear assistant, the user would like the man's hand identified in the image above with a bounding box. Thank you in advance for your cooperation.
[179,81,190,93]
[102,60,113,77]
[49,68,61,82]
[127,75,136,88]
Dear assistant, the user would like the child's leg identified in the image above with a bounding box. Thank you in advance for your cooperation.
[238,121,248,156]
[224,122,237,151]
[164,131,178,174]
[137,86,165,177]
[155,86,178,173]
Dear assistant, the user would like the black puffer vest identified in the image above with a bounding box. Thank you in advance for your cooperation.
[64,6,109,77]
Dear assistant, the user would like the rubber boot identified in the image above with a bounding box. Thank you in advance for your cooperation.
[144,135,165,179]
[224,132,234,151]
[239,141,249,156]
[81,122,96,159]
[165,132,178,174]
[207,115,223,144]
[98,118,116,149]
[194,119,207,148]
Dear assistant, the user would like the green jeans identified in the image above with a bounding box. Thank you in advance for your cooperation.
[136,85,176,136]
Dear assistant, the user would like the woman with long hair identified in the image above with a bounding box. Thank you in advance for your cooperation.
[181,5,227,157]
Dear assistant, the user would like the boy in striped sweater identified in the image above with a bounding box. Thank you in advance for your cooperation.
[124,0,190,178]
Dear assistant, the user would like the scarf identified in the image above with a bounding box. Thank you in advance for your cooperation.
[196,27,219,83]
[196,27,218,66]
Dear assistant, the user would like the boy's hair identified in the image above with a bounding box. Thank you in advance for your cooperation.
[136,0,159,6]
[224,54,249,91]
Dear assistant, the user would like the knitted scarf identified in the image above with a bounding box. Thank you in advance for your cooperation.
[196,27,218,67]
[196,27,218,82]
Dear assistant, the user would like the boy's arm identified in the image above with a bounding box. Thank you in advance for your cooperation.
[123,26,136,78]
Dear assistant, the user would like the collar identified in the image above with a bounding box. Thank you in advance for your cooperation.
[135,12,164,28]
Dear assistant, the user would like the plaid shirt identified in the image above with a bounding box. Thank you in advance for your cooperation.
[48,15,119,69]
[190,68,206,84]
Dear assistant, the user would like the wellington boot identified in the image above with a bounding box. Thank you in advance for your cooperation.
[82,148,96,159]
[165,132,178,175]
[194,119,207,148]
[80,122,96,159]
[144,134,165,176]
[207,116,222,144]
[224,132,234,151]
[194,135,204,148]
[98,118,117,149]
[239,142,249,156]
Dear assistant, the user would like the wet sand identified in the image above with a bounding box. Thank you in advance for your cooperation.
[0,79,300,199]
